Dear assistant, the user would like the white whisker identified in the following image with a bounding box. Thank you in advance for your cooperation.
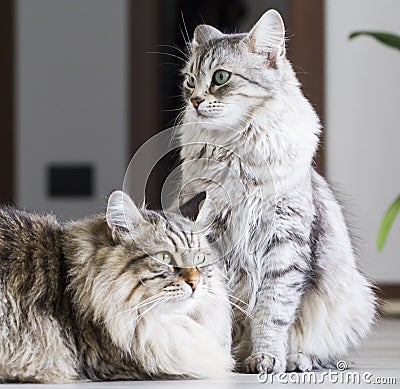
[101,292,165,324]
[180,11,191,46]
[148,51,186,63]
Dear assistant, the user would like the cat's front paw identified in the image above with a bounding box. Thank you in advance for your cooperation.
[286,352,313,372]
[244,352,286,374]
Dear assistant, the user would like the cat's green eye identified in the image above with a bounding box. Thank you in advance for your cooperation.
[155,251,175,266]
[186,75,196,88]
[213,70,231,86]
[195,253,206,266]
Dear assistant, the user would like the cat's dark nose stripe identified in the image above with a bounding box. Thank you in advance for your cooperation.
[190,97,205,109]
[186,281,197,291]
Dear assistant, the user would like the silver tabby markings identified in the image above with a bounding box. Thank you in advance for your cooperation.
[0,191,232,383]
[177,9,377,373]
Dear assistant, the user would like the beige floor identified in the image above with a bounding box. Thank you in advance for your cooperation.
[2,318,399,388]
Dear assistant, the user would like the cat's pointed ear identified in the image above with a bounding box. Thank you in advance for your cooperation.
[193,24,224,46]
[247,9,285,59]
[106,191,145,238]
[179,191,207,222]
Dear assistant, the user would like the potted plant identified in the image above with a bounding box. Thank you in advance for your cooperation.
[349,31,400,250]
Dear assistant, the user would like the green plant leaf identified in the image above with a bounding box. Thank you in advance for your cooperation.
[377,195,400,251]
[349,31,400,51]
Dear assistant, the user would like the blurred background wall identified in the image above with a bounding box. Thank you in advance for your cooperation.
[16,0,128,219]
[325,0,400,284]
[0,0,398,291]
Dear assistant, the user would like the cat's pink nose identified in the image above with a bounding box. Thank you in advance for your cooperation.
[179,268,200,292]
[186,280,198,292]
[190,97,205,109]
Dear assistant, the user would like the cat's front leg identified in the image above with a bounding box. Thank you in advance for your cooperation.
[245,243,308,374]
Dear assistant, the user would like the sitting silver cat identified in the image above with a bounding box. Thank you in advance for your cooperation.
[176,9,377,373]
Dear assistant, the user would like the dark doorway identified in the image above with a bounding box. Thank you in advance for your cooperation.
[0,0,15,205]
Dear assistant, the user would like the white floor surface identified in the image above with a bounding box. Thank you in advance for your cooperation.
[2,318,399,388]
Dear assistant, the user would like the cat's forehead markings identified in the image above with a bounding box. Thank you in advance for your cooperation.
[198,52,226,79]
[189,231,203,251]
[166,233,179,253]
[164,221,188,249]
[203,56,213,72]
[189,230,194,247]
[181,229,192,248]
[192,46,213,75]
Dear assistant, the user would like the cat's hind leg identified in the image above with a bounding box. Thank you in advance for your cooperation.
[287,271,377,371]
[0,315,79,383]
